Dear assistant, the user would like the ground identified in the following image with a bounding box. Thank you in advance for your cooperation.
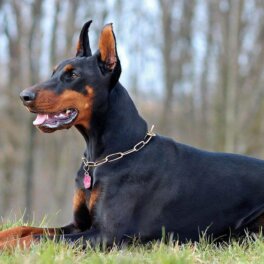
[1,219,264,263]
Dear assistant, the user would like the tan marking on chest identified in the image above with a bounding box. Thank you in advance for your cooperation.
[73,189,87,212]
[88,186,101,212]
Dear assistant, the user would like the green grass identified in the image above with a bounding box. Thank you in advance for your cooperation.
[1,220,264,264]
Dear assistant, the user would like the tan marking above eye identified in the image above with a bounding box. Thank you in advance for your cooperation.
[63,64,74,72]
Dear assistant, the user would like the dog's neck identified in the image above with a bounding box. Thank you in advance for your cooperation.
[76,82,147,162]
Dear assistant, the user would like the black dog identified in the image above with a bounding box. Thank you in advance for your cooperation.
[1,20,264,249]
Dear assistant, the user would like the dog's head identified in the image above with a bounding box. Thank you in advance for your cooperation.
[20,21,121,133]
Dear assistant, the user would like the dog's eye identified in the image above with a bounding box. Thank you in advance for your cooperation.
[70,72,79,79]
[64,70,80,81]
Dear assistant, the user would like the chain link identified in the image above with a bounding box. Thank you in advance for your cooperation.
[82,125,156,172]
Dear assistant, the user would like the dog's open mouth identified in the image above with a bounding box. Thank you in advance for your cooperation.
[33,108,78,129]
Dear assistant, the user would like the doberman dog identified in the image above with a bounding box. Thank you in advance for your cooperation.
[1,20,264,250]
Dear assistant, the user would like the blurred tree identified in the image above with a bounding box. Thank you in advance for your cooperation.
[2,0,24,214]
[24,0,44,220]
[158,0,195,135]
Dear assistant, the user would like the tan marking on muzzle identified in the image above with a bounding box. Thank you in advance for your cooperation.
[32,86,94,129]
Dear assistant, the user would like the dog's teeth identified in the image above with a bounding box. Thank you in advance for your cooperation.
[66,110,71,115]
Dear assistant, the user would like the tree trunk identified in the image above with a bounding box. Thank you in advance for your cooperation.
[24,0,43,220]
[224,0,243,152]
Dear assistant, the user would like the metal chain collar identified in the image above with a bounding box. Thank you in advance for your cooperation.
[82,125,156,173]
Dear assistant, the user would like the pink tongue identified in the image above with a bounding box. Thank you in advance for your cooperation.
[33,114,48,126]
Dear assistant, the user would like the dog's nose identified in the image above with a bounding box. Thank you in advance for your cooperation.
[20,90,36,103]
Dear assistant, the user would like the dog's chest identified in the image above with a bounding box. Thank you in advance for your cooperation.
[89,180,145,232]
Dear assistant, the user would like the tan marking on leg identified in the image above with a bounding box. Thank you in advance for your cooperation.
[0,235,39,251]
[0,226,57,244]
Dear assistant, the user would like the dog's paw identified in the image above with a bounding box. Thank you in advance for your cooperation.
[0,226,47,243]
[0,226,28,243]
[0,235,39,251]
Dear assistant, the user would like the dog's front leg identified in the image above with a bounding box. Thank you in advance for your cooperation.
[0,226,57,244]
[0,188,91,249]
[0,223,78,244]
[0,233,37,251]
[0,226,62,251]
[0,223,90,251]
[35,228,108,249]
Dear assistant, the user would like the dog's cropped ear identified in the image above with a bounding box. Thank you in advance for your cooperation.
[76,20,92,57]
[98,23,118,72]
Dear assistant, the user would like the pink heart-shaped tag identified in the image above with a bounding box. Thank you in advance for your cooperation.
[83,174,91,189]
